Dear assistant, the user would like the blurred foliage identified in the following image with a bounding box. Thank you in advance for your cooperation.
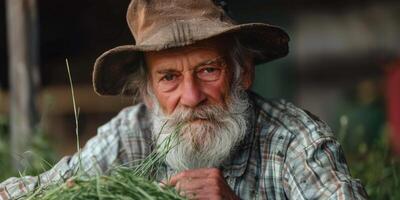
[0,115,57,182]
[335,80,386,146]
[0,115,13,181]
[339,116,400,199]
[335,79,400,199]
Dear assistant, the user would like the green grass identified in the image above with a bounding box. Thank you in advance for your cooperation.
[24,128,185,200]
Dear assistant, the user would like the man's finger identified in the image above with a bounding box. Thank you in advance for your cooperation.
[168,168,222,186]
[175,177,209,191]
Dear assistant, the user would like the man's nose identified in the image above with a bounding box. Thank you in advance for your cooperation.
[180,76,206,107]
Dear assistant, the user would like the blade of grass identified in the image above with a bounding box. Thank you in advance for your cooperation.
[65,59,82,173]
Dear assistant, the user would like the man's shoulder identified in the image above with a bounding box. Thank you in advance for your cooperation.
[97,103,149,137]
[96,103,153,163]
[250,92,335,149]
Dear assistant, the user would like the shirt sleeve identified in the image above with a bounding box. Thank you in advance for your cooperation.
[282,136,368,200]
[0,121,122,200]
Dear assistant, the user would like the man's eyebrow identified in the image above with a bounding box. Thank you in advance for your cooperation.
[155,69,178,74]
[193,57,223,68]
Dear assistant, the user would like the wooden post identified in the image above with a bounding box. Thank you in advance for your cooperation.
[5,0,40,169]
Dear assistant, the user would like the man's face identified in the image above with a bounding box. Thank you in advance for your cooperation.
[145,39,232,115]
[144,38,252,171]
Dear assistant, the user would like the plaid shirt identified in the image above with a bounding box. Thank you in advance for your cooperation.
[0,92,368,199]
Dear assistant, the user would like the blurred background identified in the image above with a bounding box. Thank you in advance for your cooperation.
[0,0,399,198]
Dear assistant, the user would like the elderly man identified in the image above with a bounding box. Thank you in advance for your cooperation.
[1,0,368,199]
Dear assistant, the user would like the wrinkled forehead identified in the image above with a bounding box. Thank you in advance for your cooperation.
[144,36,233,66]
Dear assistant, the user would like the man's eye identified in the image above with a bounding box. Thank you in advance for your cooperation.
[197,66,222,81]
[157,73,180,92]
[204,68,217,73]
[200,67,218,74]
[161,74,177,81]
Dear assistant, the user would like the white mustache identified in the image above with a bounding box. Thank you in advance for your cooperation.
[165,104,230,125]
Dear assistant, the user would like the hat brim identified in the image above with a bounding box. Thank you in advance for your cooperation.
[93,23,289,96]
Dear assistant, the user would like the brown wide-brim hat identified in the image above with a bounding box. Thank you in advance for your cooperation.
[93,0,290,96]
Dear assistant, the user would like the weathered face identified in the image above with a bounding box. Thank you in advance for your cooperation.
[145,38,254,171]
[145,39,233,115]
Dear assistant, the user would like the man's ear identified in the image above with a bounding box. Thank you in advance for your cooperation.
[241,56,255,90]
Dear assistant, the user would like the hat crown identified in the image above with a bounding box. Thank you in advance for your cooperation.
[126,0,234,45]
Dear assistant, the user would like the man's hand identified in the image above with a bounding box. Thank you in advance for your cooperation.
[166,168,239,200]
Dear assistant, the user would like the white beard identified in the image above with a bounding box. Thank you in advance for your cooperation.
[151,88,250,172]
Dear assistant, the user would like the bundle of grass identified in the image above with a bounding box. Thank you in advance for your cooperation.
[30,173,184,200]
[25,129,185,200]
